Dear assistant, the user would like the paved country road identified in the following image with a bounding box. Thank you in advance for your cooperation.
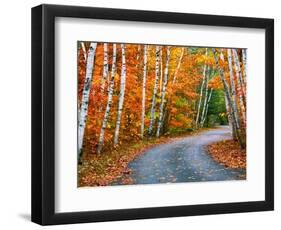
[112,126,246,185]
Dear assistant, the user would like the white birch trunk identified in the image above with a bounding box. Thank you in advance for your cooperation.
[241,49,247,84]
[200,66,210,127]
[195,48,208,128]
[232,49,246,100]
[213,48,245,148]
[97,44,117,154]
[80,41,87,61]
[156,46,171,137]
[224,93,236,139]
[100,43,109,94]
[114,44,127,146]
[148,46,160,135]
[172,47,185,84]
[232,49,246,124]
[201,88,213,126]
[227,49,241,130]
[159,47,163,94]
[141,45,148,139]
[78,42,97,158]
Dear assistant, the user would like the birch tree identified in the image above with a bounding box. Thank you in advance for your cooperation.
[232,49,245,90]
[141,45,148,139]
[136,44,141,63]
[148,46,160,136]
[227,49,241,131]
[159,47,163,94]
[201,88,213,127]
[195,48,208,128]
[156,46,171,137]
[241,49,247,83]
[162,47,185,131]
[212,48,245,148]
[200,66,210,127]
[232,49,246,123]
[97,44,117,154]
[78,42,97,159]
[100,43,109,95]
[172,47,185,84]
[114,44,127,146]
[224,93,236,139]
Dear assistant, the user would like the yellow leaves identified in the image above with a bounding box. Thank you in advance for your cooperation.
[114,72,120,81]
[208,75,223,90]
[196,56,206,64]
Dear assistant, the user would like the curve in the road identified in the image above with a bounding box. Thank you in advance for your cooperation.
[112,126,246,185]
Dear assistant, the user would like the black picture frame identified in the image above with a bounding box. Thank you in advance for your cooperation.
[31,4,274,225]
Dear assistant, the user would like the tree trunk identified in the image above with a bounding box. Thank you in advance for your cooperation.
[159,47,163,94]
[202,88,213,127]
[232,49,246,98]
[172,47,185,84]
[141,45,148,139]
[114,44,127,146]
[148,46,160,136]
[200,66,210,127]
[136,44,141,62]
[80,41,87,61]
[232,49,246,101]
[232,49,246,124]
[212,48,245,149]
[97,44,117,154]
[227,49,241,131]
[241,49,247,84]
[100,43,109,95]
[224,93,236,139]
[156,46,171,137]
[195,48,208,128]
[78,42,97,159]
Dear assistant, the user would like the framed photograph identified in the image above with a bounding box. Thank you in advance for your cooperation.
[31,4,274,225]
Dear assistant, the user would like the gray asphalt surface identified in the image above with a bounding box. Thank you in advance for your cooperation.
[112,126,246,185]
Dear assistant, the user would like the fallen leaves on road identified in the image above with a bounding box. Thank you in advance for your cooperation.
[207,140,246,169]
[78,132,200,187]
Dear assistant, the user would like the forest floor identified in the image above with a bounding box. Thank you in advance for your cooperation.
[78,126,246,187]
[207,139,246,169]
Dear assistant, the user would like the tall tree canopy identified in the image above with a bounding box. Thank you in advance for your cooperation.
[78,43,247,158]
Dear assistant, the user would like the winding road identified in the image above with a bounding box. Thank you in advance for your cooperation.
[112,126,246,185]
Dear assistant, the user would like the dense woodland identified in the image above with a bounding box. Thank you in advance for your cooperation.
[78,42,247,161]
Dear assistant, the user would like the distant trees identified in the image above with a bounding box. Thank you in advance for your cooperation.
[77,42,247,159]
